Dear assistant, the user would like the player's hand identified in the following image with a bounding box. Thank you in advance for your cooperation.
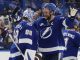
[70,7,78,16]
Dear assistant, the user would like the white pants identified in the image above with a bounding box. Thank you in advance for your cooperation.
[24,49,36,60]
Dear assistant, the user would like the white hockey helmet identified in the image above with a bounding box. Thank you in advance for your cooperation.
[23,8,34,22]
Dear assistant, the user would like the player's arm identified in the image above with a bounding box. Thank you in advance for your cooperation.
[13,24,22,43]
[62,7,78,29]
[13,21,25,43]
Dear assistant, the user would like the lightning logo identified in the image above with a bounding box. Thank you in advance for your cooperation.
[40,27,52,39]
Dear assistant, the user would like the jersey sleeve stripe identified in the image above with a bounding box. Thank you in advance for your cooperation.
[19,38,32,45]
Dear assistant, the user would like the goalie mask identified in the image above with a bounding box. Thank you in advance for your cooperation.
[23,8,34,22]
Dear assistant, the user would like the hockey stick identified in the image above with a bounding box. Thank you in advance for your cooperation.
[8,33,26,60]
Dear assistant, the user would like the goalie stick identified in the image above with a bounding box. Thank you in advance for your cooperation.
[8,33,27,60]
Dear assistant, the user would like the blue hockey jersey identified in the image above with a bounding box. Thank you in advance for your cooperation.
[15,20,38,50]
[33,16,74,54]
[63,30,80,60]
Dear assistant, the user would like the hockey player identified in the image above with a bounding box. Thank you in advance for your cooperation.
[33,3,78,60]
[62,28,80,60]
[9,9,37,60]
[62,9,80,60]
